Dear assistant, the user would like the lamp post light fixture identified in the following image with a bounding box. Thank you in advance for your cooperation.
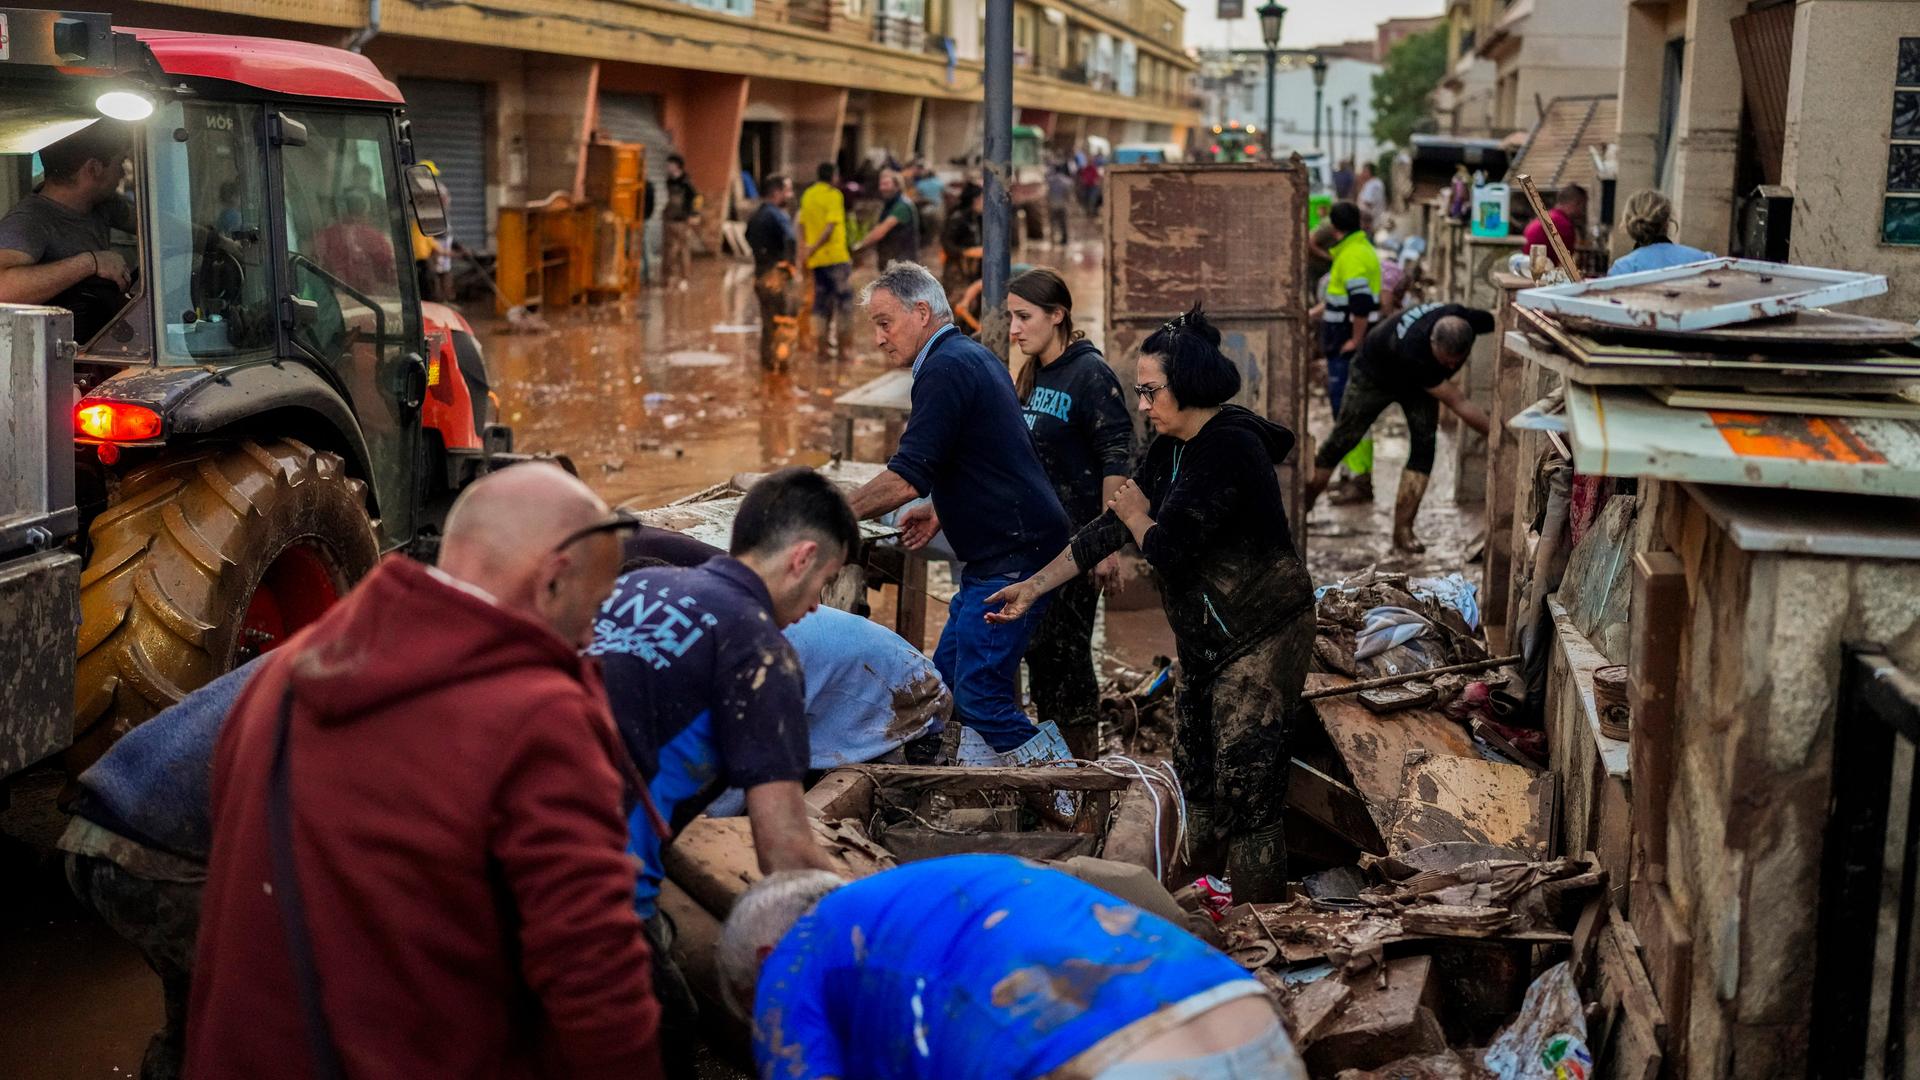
[1309,53,1328,150]
[1257,1,1285,161]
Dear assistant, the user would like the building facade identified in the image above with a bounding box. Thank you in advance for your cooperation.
[1614,0,1920,319]
[1436,0,1623,137]
[1195,50,1382,166]
[87,0,1197,254]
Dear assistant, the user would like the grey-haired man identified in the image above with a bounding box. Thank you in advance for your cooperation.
[844,261,1070,756]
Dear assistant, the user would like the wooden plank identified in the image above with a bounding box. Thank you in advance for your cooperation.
[895,549,928,651]
[1386,749,1555,860]
[877,827,1098,864]
[853,763,1134,793]
[1628,878,1692,1077]
[664,814,896,918]
[1683,482,1920,560]
[1307,673,1479,834]
[1650,385,1920,420]
[807,768,876,821]
[1627,551,1685,875]
[1288,759,1388,854]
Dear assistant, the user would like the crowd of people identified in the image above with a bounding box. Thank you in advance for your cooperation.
[19,117,1701,1080]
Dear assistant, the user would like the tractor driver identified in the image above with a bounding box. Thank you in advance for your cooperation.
[0,121,136,340]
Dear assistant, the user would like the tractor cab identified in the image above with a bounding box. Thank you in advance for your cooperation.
[0,10,517,775]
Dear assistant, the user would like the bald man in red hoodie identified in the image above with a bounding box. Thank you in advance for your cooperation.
[186,463,663,1079]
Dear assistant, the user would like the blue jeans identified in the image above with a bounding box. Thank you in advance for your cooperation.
[935,573,1052,752]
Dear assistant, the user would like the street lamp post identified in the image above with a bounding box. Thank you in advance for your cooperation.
[1309,53,1328,150]
[1257,2,1284,161]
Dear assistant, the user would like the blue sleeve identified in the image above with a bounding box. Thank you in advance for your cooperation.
[887,360,965,496]
[754,917,846,1080]
[715,621,811,790]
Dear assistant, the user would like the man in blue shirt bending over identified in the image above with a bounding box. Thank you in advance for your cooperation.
[719,854,1307,1080]
[590,467,859,1070]
[844,261,1072,756]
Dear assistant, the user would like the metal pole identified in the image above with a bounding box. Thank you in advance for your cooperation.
[981,0,1014,361]
[1312,84,1322,149]
[1326,104,1334,161]
[1263,48,1276,161]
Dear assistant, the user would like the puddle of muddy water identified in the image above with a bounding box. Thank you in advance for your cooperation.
[478,236,1109,511]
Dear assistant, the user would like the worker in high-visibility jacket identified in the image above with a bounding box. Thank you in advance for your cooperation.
[1317,201,1382,506]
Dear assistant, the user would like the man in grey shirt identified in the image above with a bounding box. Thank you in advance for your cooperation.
[0,122,136,329]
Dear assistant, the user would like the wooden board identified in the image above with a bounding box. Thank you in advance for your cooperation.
[1288,759,1388,855]
[1306,673,1479,834]
[1386,750,1556,860]
[1650,385,1920,420]
[664,814,896,919]
[850,763,1133,793]
[1560,307,1919,347]
[1627,552,1685,874]
[1509,316,1920,388]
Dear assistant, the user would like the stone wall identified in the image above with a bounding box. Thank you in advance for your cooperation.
[1650,486,1920,1075]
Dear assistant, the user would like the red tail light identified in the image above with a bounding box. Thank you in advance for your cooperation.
[76,401,162,441]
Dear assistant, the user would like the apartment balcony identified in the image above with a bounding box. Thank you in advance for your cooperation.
[758,0,838,33]
[870,12,926,50]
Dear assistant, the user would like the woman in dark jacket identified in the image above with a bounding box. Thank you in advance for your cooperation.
[987,305,1314,900]
[1007,268,1134,759]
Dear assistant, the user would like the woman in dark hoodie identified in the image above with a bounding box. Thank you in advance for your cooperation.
[987,305,1314,900]
[1007,268,1134,758]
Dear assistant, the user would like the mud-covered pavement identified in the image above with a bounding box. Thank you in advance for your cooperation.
[0,231,1482,1078]
[478,237,1483,584]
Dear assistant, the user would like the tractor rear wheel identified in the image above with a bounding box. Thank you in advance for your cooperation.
[69,438,378,774]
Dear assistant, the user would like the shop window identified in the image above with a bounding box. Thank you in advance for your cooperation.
[1885,38,1920,245]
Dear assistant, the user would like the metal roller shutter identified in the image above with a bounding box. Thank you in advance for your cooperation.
[596,92,675,214]
[397,78,490,252]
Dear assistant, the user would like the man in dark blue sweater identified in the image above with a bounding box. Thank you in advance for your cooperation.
[846,260,1071,753]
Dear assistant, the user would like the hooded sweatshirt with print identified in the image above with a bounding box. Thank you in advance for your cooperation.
[186,555,661,1080]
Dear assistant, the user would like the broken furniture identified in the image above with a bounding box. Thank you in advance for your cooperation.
[628,459,934,644]
[1483,258,1920,1075]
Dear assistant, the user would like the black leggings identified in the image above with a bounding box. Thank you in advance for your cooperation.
[1314,365,1441,475]
[1026,574,1101,734]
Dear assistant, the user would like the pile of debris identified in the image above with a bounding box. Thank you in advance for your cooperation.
[1196,847,1661,1077]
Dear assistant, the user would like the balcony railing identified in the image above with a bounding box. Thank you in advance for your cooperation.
[871,12,925,49]
[761,0,836,33]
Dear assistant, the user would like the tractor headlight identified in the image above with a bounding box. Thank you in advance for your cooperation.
[95,90,154,122]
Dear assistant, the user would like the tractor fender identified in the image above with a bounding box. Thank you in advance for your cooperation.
[105,361,379,515]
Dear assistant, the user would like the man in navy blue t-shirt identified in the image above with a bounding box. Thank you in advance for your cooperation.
[720,855,1306,1080]
[589,467,861,919]
[844,261,1071,754]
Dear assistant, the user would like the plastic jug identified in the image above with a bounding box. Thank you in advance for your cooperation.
[1471,182,1510,237]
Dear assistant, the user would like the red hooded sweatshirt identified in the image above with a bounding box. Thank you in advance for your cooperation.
[186,555,661,1079]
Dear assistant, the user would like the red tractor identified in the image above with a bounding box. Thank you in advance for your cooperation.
[0,9,526,779]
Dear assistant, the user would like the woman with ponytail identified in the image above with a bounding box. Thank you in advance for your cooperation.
[1608,189,1713,276]
[1006,268,1134,759]
[987,304,1314,901]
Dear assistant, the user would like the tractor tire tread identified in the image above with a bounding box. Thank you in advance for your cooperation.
[69,438,378,773]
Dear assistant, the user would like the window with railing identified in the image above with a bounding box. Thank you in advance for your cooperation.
[873,0,926,49]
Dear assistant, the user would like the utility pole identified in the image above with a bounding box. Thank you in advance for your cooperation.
[981,0,1013,360]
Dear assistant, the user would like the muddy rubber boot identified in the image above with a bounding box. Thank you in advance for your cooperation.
[1226,823,1290,903]
[1063,719,1103,761]
[1184,803,1225,880]
[1392,469,1431,554]
[1328,472,1374,506]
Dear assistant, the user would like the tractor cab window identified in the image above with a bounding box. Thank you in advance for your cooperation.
[148,101,274,363]
[279,110,413,370]
[0,96,145,355]
[278,109,420,549]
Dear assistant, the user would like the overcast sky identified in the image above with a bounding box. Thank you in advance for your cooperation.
[1183,0,1446,52]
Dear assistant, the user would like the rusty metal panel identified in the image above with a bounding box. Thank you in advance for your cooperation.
[1106,163,1308,315]
[0,550,78,777]
[1104,163,1311,544]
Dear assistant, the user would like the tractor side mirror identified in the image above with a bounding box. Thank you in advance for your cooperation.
[270,113,308,148]
[407,164,450,239]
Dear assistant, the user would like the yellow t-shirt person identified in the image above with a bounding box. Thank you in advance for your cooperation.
[797,180,850,269]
